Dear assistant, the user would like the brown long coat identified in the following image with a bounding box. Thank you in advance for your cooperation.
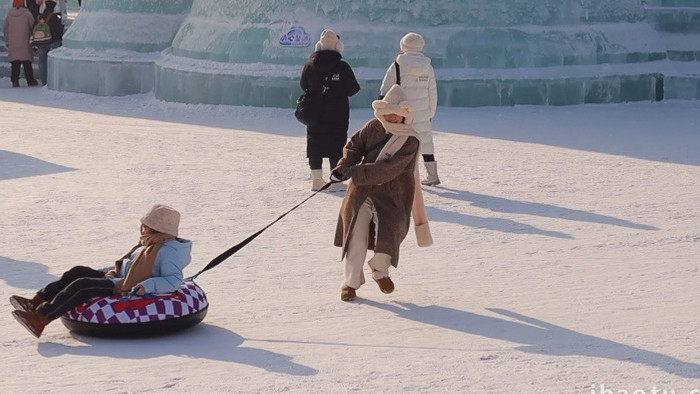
[333,118,420,267]
[3,7,34,62]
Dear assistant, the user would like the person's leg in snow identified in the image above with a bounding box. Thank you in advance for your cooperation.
[342,200,373,300]
[11,266,114,338]
[309,156,325,191]
[22,61,39,86]
[368,253,394,294]
[10,61,21,87]
[421,154,441,186]
[341,199,396,300]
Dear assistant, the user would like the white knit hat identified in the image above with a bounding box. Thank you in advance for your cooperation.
[400,32,425,53]
[140,204,180,237]
[315,28,344,54]
[372,84,413,126]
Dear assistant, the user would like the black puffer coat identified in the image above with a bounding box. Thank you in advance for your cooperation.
[300,50,360,158]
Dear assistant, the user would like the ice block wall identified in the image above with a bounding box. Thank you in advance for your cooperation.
[48,0,193,95]
[45,0,700,106]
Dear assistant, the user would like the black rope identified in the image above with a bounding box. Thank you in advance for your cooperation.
[187,181,334,280]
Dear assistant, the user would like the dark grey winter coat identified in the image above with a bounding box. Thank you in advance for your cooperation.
[300,50,360,158]
[333,119,420,268]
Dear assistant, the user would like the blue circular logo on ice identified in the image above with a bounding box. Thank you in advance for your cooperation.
[280,26,311,47]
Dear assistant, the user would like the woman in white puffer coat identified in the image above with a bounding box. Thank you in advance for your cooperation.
[379,32,440,186]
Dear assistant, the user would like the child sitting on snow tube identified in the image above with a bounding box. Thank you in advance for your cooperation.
[10,204,192,338]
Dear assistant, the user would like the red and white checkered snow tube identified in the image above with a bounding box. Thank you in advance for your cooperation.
[60,279,208,337]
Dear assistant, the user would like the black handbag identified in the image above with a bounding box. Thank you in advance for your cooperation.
[294,90,322,127]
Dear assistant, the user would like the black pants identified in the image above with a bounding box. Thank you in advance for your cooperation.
[10,60,36,83]
[309,155,341,170]
[37,266,116,320]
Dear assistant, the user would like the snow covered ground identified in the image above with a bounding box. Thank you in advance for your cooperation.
[1,83,699,393]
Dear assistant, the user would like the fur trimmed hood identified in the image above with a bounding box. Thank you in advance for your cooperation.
[372,84,417,136]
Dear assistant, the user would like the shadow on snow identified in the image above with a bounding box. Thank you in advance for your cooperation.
[0,256,58,290]
[37,323,318,376]
[425,186,658,235]
[361,299,700,379]
[0,150,76,181]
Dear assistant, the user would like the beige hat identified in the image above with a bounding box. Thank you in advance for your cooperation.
[315,28,344,54]
[400,32,425,53]
[140,204,180,237]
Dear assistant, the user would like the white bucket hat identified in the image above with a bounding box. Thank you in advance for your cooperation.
[140,204,180,237]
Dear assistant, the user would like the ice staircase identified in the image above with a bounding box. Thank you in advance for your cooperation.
[152,0,700,107]
[644,0,700,99]
[47,0,192,95]
[646,0,700,35]
[21,0,700,107]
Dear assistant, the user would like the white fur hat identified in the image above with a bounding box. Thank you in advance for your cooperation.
[372,84,413,126]
[315,28,344,54]
[140,204,180,237]
[400,32,425,53]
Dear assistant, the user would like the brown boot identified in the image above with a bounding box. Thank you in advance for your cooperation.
[12,310,51,338]
[375,277,395,294]
[10,294,44,313]
[340,287,356,302]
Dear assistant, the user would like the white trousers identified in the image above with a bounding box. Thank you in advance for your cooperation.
[418,129,434,155]
[343,198,392,289]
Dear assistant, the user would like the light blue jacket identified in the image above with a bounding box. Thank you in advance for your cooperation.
[115,238,192,294]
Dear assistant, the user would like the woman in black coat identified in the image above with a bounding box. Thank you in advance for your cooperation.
[300,29,360,191]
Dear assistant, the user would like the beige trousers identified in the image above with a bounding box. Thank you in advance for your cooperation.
[344,198,392,289]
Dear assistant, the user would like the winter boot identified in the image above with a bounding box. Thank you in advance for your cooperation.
[311,169,325,191]
[421,161,441,186]
[374,277,395,294]
[10,294,44,313]
[341,286,356,301]
[12,310,51,338]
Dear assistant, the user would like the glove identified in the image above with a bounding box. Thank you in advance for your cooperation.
[130,284,146,296]
[330,170,344,183]
[331,167,351,182]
